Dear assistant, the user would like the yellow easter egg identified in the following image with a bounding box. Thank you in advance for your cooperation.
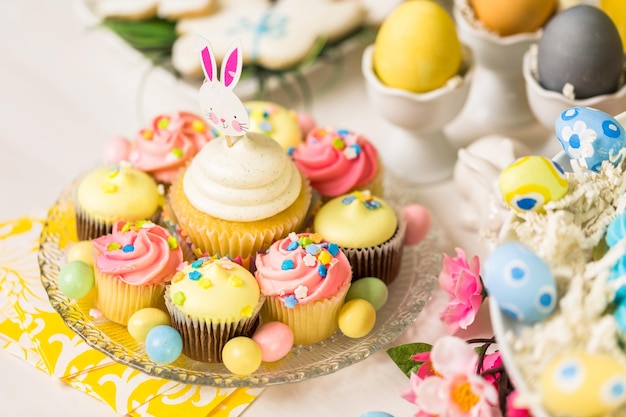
[499,155,568,213]
[338,299,376,338]
[127,308,171,342]
[67,240,94,266]
[540,352,626,417]
[373,0,462,93]
[470,0,557,36]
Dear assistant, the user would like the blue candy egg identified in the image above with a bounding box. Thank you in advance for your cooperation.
[483,242,557,323]
[145,325,183,364]
[360,412,394,417]
[555,106,626,172]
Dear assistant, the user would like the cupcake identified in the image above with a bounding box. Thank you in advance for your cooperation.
[167,132,312,262]
[165,257,263,362]
[245,101,304,151]
[75,163,162,241]
[91,220,183,326]
[254,232,352,344]
[313,190,406,285]
[291,126,383,200]
[128,111,217,187]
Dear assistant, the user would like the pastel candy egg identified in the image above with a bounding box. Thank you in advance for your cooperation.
[482,242,557,323]
[540,352,626,417]
[252,321,294,362]
[222,337,263,375]
[127,308,171,343]
[67,241,94,266]
[58,260,95,299]
[145,325,183,365]
[345,277,388,311]
[499,155,568,213]
[360,412,394,417]
[555,106,626,172]
[338,299,376,338]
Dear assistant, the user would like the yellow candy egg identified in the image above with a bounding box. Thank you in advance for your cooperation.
[499,155,568,213]
[67,241,94,266]
[222,337,262,376]
[540,352,626,417]
[373,0,462,93]
[338,299,376,338]
[470,0,557,36]
[127,308,171,342]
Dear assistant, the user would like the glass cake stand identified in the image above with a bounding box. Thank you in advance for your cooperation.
[39,181,440,388]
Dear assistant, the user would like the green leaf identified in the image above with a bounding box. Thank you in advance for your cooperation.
[100,18,177,63]
[387,342,432,378]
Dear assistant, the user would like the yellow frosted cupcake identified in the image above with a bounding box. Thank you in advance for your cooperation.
[165,257,263,362]
[313,191,406,285]
[91,220,183,326]
[245,101,303,151]
[75,163,162,240]
[167,132,312,262]
[254,232,352,344]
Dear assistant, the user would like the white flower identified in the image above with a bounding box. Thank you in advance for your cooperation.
[561,121,597,160]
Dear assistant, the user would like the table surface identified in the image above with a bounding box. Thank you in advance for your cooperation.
[0,1,561,416]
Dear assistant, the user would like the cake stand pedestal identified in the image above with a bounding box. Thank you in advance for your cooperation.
[361,45,474,184]
[446,2,548,149]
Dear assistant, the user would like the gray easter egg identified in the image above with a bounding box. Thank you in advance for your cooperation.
[537,5,624,99]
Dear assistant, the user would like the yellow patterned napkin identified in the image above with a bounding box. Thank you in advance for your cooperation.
[0,217,261,416]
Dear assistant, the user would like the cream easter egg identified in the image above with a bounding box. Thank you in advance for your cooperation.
[540,352,626,417]
[470,0,557,36]
[499,155,568,213]
[373,0,462,93]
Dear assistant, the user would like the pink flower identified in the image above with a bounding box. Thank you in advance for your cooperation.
[411,351,437,379]
[403,336,499,417]
[480,351,503,385]
[506,391,532,417]
[439,248,485,333]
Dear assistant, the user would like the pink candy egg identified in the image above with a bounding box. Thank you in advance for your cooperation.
[296,112,316,137]
[252,321,294,362]
[403,204,432,245]
[103,136,131,164]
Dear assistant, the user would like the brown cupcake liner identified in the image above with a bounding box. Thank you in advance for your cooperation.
[164,287,265,363]
[168,171,312,260]
[74,202,162,241]
[341,210,407,285]
[260,281,350,345]
[94,271,166,326]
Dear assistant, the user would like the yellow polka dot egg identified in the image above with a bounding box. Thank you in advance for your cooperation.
[499,155,568,213]
[540,352,626,417]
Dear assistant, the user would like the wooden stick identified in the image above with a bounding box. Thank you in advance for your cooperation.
[225,135,233,148]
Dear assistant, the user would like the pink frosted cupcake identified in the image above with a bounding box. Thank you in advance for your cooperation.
[129,111,218,186]
[254,232,352,344]
[92,220,183,325]
[291,127,383,200]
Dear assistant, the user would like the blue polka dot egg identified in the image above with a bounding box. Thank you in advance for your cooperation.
[483,242,557,323]
[540,352,626,417]
[499,155,568,213]
[555,106,626,172]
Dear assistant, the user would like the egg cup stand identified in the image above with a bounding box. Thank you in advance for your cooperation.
[361,45,474,184]
[523,48,626,139]
[445,4,549,150]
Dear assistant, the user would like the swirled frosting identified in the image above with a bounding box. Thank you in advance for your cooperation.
[183,132,303,221]
[254,232,352,306]
[92,220,183,285]
[291,127,379,198]
[129,112,217,184]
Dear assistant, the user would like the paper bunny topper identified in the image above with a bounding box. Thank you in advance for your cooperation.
[197,37,249,144]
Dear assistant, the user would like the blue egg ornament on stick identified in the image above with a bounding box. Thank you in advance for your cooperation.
[555,106,626,172]
[483,242,557,323]
[499,155,568,213]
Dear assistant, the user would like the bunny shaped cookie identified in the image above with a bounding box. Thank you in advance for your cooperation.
[198,38,249,146]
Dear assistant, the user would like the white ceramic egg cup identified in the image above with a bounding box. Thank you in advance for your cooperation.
[361,45,474,184]
[446,0,548,149]
[523,46,626,136]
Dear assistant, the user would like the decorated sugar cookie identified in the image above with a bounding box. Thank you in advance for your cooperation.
[92,0,216,21]
[173,1,366,76]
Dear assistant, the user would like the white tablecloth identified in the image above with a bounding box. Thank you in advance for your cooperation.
[1,1,516,415]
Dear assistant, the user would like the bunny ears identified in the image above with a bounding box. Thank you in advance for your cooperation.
[198,38,243,90]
